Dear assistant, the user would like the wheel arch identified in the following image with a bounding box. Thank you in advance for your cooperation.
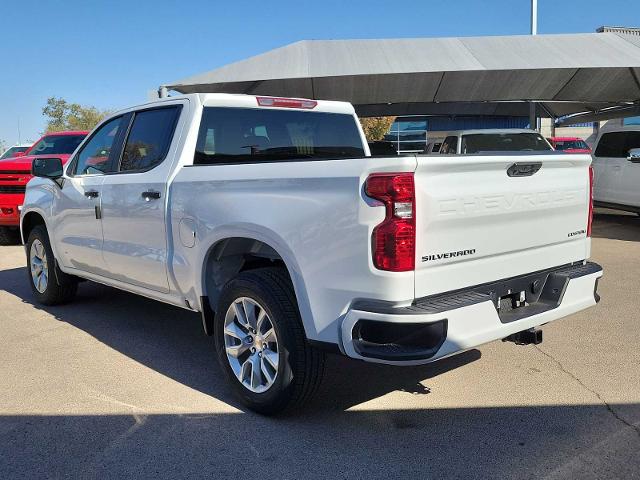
[21,210,47,245]
[199,234,313,340]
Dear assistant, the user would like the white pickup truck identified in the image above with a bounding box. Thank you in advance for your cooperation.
[21,94,602,414]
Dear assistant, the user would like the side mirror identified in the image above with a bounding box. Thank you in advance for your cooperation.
[627,148,640,163]
[32,157,64,179]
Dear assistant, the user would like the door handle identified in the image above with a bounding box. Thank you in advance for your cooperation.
[84,190,99,198]
[141,190,161,201]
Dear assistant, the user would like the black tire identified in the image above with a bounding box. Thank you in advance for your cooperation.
[0,226,19,245]
[26,225,78,305]
[214,267,325,415]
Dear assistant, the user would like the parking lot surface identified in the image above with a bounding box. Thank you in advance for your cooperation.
[1,210,639,479]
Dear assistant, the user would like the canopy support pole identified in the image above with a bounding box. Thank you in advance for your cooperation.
[529,102,538,131]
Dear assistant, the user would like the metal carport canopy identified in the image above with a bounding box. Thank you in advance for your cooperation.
[166,32,640,118]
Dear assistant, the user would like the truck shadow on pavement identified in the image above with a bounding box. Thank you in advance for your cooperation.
[592,210,640,242]
[0,265,479,413]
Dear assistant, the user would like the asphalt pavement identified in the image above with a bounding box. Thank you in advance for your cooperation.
[0,209,639,479]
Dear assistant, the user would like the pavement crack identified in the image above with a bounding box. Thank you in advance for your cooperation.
[534,345,640,439]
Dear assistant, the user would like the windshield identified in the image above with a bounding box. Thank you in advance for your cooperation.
[27,134,86,156]
[194,107,364,164]
[554,139,590,150]
[0,146,30,160]
[461,133,552,154]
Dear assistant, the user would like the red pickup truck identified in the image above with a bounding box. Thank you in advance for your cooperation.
[0,131,87,243]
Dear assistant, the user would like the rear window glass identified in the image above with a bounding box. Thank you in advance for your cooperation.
[194,107,364,165]
[594,132,640,158]
[27,134,86,156]
[462,133,552,153]
[554,139,589,150]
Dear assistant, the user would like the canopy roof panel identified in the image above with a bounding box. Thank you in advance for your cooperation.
[167,32,640,118]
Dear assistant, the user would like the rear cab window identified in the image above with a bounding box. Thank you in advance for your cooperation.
[194,107,365,164]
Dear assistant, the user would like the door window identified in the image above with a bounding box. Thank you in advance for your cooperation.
[595,132,640,158]
[73,117,125,176]
[119,107,180,172]
[440,136,458,154]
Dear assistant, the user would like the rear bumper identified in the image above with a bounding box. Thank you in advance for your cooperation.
[341,262,603,365]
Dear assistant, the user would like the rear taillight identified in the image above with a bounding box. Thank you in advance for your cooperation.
[587,165,594,237]
[365,173,415,272]
[256,96,317,109]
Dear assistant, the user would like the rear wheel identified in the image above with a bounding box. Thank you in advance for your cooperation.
[214,267,325,415]
[26,225,77,305]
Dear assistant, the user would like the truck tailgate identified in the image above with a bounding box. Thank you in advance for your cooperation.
[414,153,592,298]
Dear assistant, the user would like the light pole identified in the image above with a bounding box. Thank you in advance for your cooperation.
[529,0,538,130]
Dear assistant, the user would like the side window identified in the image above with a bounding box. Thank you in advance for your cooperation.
[595,132,632,158]
[623,132,640,154]
[73,117,124,175]
[119,106,180,172]
[441,136,458,154]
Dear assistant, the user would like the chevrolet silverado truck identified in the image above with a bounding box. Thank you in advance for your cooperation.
[0,131,87,244]
[21,94,602,414]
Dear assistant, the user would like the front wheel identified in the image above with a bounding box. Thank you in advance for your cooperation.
[26,225,78,305]
[214,267,325,415]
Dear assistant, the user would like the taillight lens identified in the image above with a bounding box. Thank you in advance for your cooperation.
[256,96,317,109]
[365,173,415,272]
[587,165,594,237]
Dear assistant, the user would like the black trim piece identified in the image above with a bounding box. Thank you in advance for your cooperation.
[594,200,640,215]
[0,170,31,175]
[0,185,26,193]
[184,155,369,167]
[507,162,542,177]
[307,339,341,354]
[200,296,215,336]
[352,319,448,361]
[353,261,602,323]
[554,262,603,279]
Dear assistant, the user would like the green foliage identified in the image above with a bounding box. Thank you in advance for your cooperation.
[359,116,396,142]
[42,97,111,133]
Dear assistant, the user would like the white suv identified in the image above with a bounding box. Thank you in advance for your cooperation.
[592,125,640,214]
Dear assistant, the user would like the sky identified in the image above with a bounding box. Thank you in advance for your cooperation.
[1,0,639,145]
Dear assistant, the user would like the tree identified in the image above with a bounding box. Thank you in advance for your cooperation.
[359,116,396,142]
[42,97,111,133]
[0,139,6,155]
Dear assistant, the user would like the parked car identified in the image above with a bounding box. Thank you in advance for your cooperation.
[0,143,32,160]
[0,131,87,244]
[592,126,640,214]
[21,94,602,414]
[439,129,553,154]
[548,137,592,153]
